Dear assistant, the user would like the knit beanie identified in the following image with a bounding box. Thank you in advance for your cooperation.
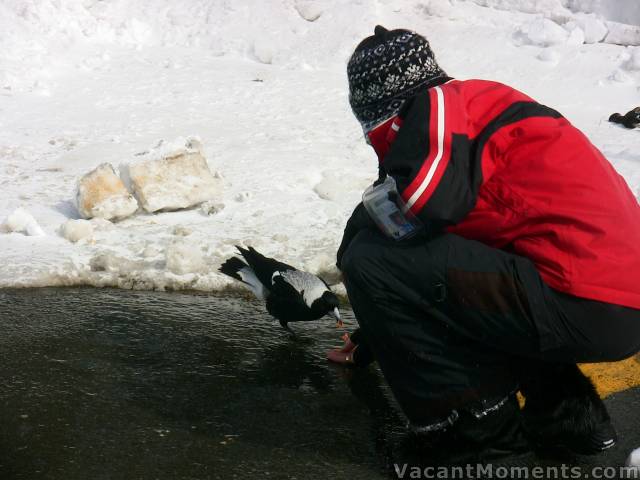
[347,26,447,133]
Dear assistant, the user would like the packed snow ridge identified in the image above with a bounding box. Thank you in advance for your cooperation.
[0,0,639,291]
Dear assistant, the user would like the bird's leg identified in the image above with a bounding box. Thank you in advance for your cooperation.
[279,319,296,336]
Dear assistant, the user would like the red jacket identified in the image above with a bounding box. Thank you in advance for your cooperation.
[369,79,640,309]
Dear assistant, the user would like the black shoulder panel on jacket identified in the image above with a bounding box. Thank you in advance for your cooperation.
[382,90,431,190]
[472,102,563,165]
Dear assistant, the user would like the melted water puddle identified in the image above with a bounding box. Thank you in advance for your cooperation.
[0,288,637,479]
[0,288,402,480]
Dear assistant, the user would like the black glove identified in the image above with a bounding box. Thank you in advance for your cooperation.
[336,202,376,270]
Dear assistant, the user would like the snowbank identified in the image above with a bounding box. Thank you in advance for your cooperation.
[165,240,208,275]
[294,1,324,22]
[123,137,223,213]
[625,47,640,71]
[76,163,139,220]
[0,0,380,93]
[313,171,371,203]
[569,14,608,44]
[467,0,572,20]
[0,0,639,292]
[515,18,569,46]
[565,0,640,26]
[200,201,225,216]
[605,22,640,46]
[2,0,639,99]
[515,12,640,48]
[470,0,640,46]
[471,0,640,26]
[1,209,45,237]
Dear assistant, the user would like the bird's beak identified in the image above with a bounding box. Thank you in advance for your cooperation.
[330,307,343,328]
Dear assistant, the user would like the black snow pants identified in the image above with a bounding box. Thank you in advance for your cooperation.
[340,230,640,430]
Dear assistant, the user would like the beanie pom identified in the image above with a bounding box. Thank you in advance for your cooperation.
[374,25,389,36]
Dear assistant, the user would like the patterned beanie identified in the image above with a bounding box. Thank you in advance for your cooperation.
[347,26,447,133]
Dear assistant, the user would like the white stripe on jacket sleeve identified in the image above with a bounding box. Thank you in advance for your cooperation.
[403,86,446,212]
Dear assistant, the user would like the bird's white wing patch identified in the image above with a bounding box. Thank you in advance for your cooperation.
[277,270,329,308]
[238,266,267,300]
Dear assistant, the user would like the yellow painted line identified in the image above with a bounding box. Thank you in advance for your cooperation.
[580,353,640,398]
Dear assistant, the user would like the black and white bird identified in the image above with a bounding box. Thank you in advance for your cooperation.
[219,246,342,332]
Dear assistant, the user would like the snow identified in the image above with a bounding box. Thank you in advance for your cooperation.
[471,0,640,26]
[200,200,225,216]
[566,0,640,26]
[626,48,640,71]
[76,163,139,220]
[165,240,208,275]
[627,447,640,472]
[60,219,94,243]
[468,0,571,17]
[294,1,324,23]
[515,18,570,47]
[537,48,561,64]
[0,0,639,291]
[1,208,45,237]
[122,137,223,213]
[605,22,640,46]
[570,14,608,44]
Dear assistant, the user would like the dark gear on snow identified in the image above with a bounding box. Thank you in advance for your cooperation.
[339,229,640,449]
[347,25,449,133]
[609,107,640,129]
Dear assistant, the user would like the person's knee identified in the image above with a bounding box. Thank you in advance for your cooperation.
[341,230,384,284]
[342,231,451,291]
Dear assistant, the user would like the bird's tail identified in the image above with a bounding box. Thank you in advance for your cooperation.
[236,245,269,268]
[219,255,267,300]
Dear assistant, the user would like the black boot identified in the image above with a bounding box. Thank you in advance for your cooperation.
[448,393,531,461]
[403,393,530,465]
[520,362,617,455]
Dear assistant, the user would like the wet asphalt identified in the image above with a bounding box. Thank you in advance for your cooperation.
[0,288,638,480]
